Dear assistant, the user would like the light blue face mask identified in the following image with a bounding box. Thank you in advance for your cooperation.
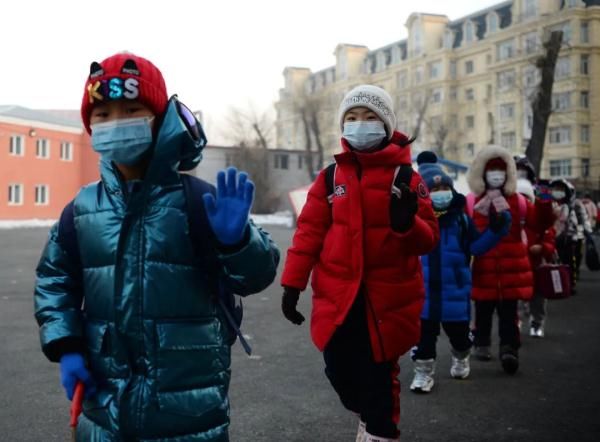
[91,117,154,166]
[430,190,453,210]
[343,121,387,151]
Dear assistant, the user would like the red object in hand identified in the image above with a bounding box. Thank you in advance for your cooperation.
[70,381,84,428]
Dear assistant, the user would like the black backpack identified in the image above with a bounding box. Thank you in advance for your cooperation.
[56,174,252,355]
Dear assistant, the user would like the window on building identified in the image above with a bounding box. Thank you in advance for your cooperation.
[274,153,289,170]
[549,159,572,177]
[581,21,590,43]
[449,87,458,101]
[465,88,475,101]
[549,22,572,44]
[549,126,572,144]
[552,92,571,111]
[580,91,589,108]
[429,61,442,79]
[497,69,516,91]
[582,158,590,177]
[414,66,424,85]
[432,88,444,104]
[497,39,516,61]
[555,57,571,80]
[523,0,537,18]
[523,31,538,54]
[36,139,50,159]
[443,30,454,49]
[464,21,475,43]
[9,135,24,156]
[60,141,73,161]
[397,71,407,89]
[466,115,475,129]
[500,103,516,120]
[465,60,474,74]
[580,54,589,75]
[581,125,590,143]
[523,66,538,88]
[501,132,516,149]
[411,20,423,56]
[488,12,498,33]
[467,143,475,156]
[8,184,23,205]
[34,185,49,205]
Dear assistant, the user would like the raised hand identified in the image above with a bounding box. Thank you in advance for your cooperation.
[203,167,255,246]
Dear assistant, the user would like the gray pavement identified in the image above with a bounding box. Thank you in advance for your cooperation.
[0,226,599,441]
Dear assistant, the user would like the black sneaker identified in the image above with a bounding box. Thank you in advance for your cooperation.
[474,346,492,361]
[500,345,519,375]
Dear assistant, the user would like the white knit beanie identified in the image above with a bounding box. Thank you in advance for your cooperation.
[338,85,396,140]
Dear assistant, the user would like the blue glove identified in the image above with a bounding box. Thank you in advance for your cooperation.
[203,167,255,246]
[489,210,512,236]
[60,353,96,401]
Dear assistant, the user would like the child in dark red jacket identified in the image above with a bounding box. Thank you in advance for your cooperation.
[280,85,439,441]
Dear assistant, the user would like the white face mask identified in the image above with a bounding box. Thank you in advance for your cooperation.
[343,121,387,151]
[486,170,506,189]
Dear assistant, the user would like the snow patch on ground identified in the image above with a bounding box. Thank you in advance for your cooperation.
[251,211,294,228]
[0,219,56,230]
[1,212,295,230]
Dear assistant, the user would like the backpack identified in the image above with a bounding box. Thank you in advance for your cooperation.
[324,163,413,205]
[57,174,252,356]
[465,192,528,245]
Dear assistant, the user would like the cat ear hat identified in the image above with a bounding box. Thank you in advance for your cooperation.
[80,52,168,134]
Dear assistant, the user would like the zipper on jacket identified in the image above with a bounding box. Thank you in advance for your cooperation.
[364,289,386,361]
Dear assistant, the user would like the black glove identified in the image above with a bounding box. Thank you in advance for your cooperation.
[489,210,512,234]
[390,183,418,233]
[282,287,304,325]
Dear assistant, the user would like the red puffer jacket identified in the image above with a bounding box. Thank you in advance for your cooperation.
[471,194,554,301]
[281,132,439,362]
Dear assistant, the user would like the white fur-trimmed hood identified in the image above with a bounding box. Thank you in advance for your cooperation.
[467,145,517,196]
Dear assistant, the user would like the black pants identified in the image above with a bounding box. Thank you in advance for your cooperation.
[411,319,472,361]
[557,237,583,290]
[473,300,520,350]
[323,294,400,439]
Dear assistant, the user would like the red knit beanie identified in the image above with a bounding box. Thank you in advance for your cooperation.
[80,52,168,134]
[485,157,507,171]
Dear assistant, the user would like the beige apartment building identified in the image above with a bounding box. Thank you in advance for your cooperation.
[275,0,600,190]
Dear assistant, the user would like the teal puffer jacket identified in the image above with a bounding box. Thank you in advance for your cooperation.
[34,100,280,441]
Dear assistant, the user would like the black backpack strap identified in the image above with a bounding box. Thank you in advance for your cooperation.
[56,200,83,273]
[324,163,336,204]
[391,164,414,198]
[458,213,471,264]
[180,173,252,355]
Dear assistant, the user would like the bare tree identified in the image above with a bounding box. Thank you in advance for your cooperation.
[223,105,279,213]
[423,114,449,158]
[295,92,327,180]
[411,93,430,141]
[525,30,564,175]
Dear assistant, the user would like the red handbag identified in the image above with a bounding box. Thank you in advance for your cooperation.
[535,260,572,300]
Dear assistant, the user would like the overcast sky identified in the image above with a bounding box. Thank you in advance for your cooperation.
[1,0,500,143]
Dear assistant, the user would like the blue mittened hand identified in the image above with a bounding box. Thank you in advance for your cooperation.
[60,353,96,401]
[203,167,255,246]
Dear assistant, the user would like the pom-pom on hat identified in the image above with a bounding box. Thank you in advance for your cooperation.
[80,52,168,134]
[337,85,396,140]
[417,151,454,190]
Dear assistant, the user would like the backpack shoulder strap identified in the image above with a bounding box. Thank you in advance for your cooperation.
[517,193,527,226]
[458,212,471,263]
[180,173,252,355]
[56,199,82,270]
[324,163,336,204]
[465,193,476,217]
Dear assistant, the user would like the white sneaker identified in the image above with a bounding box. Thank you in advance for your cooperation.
[356,419,366,442]
[530,326,545,338]
[410,359,435,393]
[450,351,471,379]
[364,432,399,442]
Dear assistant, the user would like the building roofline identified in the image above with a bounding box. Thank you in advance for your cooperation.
[0,105,83,132]
[449,0,512,25]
